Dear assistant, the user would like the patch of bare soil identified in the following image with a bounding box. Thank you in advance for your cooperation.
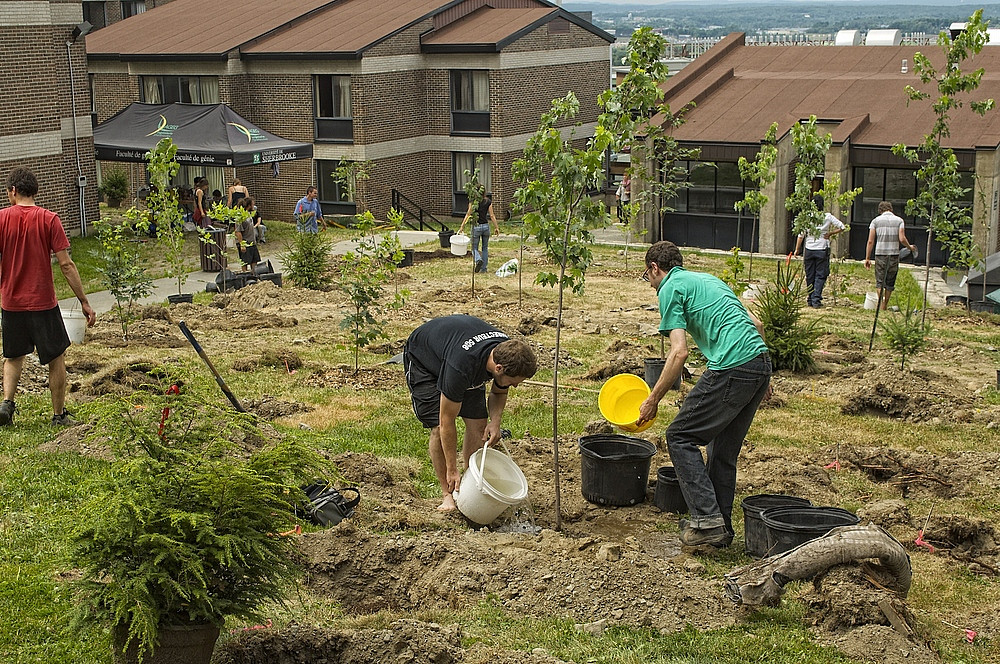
[85,317,188,348]
[737,447,839,506]
[215,619,574,664]
[172,301,299,331]
[799,567,940,664]
[82,357,183,397]
[305,365,400,390]
[245,395,310,420]
[36,422,112,460]
[233,350,303,373]
[835,445,977,499]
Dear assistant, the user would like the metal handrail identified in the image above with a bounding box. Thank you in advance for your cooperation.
[391,189,448,232]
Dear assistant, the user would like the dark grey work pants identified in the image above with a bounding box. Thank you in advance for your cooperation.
[666,352,772,532]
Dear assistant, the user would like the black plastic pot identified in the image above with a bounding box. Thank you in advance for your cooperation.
[945,295,968,308]
[740,494,812,558]
[579,434,656,506]
[113,622,219,664]
[439,230,455,248]
[396,249,414,268]
[653,466,687,513]
[167,293,194,305]
[970,300,998,314]
[643,357,681,391]
[761,505,859,556]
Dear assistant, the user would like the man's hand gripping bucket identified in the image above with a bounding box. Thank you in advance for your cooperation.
[454,439,528,526]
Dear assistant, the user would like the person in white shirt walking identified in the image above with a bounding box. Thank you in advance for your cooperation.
[794,194,845,308]
[864,201,917,311]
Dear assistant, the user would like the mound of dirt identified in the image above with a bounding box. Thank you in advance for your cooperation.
[836,446,973,499]
[799,566,939,664]
[83,358,182,397]
[215,619,575,664]
[737,447,838,506]
[37,422,112,460]
[245,395,310,420]
[305,365,400,390]
[839,362,977,424]
[233,350,304,373]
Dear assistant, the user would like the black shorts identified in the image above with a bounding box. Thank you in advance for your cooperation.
[238,243,261,266]
[403,349,488,428]
[2,306,71,365]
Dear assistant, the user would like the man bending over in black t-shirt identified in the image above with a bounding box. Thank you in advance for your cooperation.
[403,315,538,511]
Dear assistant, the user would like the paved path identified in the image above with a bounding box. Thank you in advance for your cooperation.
[63,227,962,315]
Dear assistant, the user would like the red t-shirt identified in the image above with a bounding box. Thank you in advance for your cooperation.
[0,204,70,311]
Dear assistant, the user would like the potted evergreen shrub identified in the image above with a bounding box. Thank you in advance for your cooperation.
[71,385,323,664]
[99,166,130,208]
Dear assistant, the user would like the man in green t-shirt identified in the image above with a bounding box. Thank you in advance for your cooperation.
[638,241,772,548]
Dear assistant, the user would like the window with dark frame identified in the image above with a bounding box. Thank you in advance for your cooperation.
[139,75,219,104]
[665,160,749,215]
[450,70,490,135]
[83,1,107,30]
[314,75,353,142]
[120,1,145,19]
[852,166,973,227]
[316,160,356,215]
[452,153,492,215]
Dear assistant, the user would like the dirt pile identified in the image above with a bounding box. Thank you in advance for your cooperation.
[215,619,575,664]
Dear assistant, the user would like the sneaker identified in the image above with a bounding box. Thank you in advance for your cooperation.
[475,258,484,272]
[0,399,15,426]
[51,409,76,427]
[678,518,731,548]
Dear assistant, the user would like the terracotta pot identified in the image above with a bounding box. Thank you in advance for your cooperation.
[113,622,220,664]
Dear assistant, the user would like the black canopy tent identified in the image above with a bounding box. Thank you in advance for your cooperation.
[93,103,312,167]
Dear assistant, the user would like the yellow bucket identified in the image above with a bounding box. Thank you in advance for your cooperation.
[598,373,654,433]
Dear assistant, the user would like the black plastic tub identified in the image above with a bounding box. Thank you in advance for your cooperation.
[653,466,687,513]
[762,505,860,556]
[438,230,455,248]
[579,434,656,506]
[740,494,812,558]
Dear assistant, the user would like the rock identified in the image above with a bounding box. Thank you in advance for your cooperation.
[576,618,608,635]
[597,544,622,562]
[683,558,706,574]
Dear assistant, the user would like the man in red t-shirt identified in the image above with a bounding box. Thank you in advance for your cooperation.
[0,168,96,426]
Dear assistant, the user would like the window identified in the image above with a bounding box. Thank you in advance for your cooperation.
[852,167,973,226]
[89,74,98,128]
[453,153,491,214]
[82,1,107,30]
[450,70,490,135]
[314,76,353,142]
[665,160,748,215]
[121,1,145,18]
[140,76,219,104]
[316,160,356,215]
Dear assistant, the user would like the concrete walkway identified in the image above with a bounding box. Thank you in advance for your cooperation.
[63,227,962,315]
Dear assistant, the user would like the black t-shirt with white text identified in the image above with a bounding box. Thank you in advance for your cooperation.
[406,315,508,402]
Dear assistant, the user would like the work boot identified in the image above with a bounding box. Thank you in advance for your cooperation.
[0,399,15,426]
[51,409,76,427]
[678,518,731,548]
[475,258,484,273]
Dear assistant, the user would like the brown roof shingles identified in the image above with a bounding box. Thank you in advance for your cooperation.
[661,33,1000,149]
[86,0,335,58]
[243,0,448,57]
[420,7,556,49]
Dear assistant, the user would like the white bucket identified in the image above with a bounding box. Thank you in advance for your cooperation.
[450,233,470,256]
[864,292,880,310]
[742,284,762,301]
[454,445,528,525]
[62,308,87,344]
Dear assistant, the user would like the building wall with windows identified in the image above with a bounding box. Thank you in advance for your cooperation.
[1,1,98,235]
[87,2,612,225]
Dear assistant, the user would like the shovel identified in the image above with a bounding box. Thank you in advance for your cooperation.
[178,320,246,413]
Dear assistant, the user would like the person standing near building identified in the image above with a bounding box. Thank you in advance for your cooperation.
[0,168,96,427]
[793,194,845,308]
[458,187,499,273]
[403,315,537,512]
[864,201,917,311]
[227,178,248,207]
[294,186,323,234]
[637,241,771,548]
[234,197,260,274]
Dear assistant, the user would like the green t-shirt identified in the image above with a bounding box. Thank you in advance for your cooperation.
[657,267,768,370]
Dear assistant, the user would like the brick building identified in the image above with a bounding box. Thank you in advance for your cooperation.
[1,1,99,235]
[86,0,613,224]
[647,32,1000,265]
